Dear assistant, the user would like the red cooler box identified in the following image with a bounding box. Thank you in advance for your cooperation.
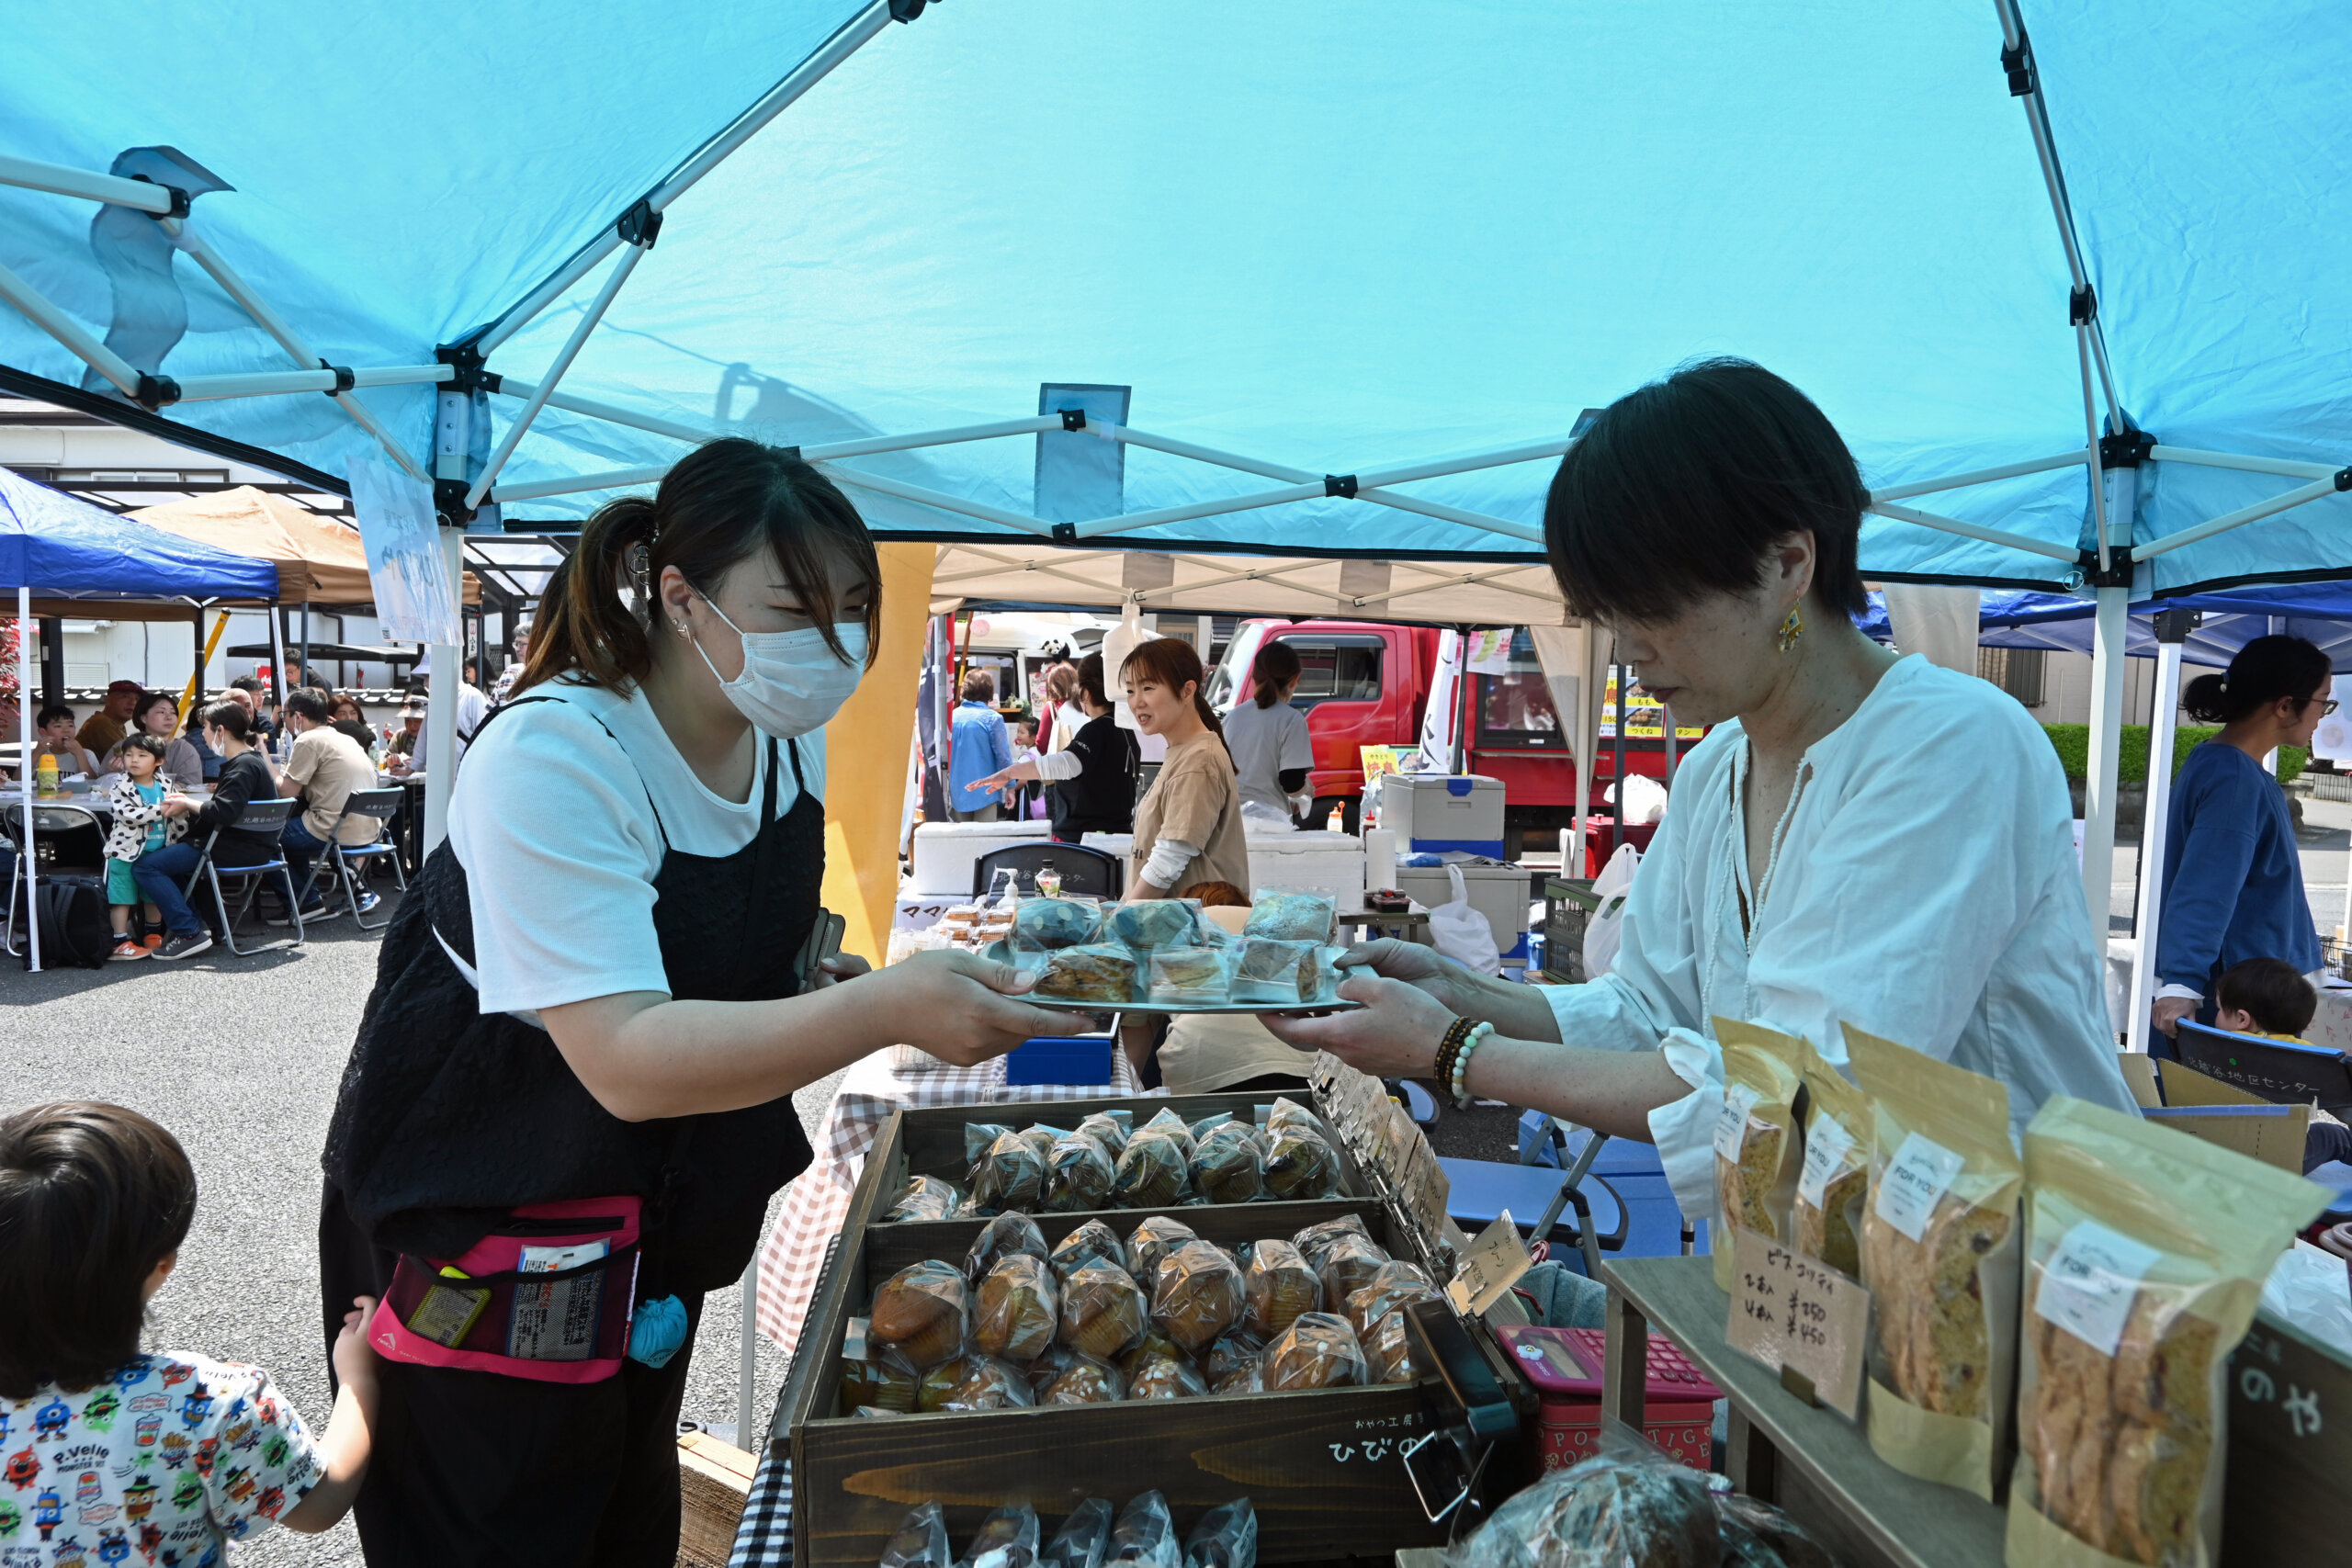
[1495,1325,1721,1471]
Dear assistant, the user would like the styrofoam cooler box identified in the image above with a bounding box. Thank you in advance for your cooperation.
[1381,773,1506,856]
[1080,830,1367,908]
[1395,860,1532,964]
[908,819,1053,897]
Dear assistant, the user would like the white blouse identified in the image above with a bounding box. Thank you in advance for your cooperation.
[1543,655,2137,1219]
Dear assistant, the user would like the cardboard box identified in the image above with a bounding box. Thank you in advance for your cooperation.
[2143,1103,2311,1172]
[676,1430,757,1568]
[1380,773,1506,857]
[1395,860,1532,964]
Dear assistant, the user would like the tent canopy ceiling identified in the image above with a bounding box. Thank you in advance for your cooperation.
[0,467,277,602]
[3,2,2347,594]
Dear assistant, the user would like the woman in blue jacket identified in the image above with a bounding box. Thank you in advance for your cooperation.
[2153,635,2334,1044]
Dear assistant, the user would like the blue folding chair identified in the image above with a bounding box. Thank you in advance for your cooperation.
[293,787,406,930]
[184,795,303,955]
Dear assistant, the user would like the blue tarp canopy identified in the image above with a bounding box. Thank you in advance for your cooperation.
[0,468,278,602]
[1977,581,2352,672]
[3,1,2348,597]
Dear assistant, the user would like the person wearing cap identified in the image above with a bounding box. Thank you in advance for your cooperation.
[78,681,143,756]
[385,697,425,768]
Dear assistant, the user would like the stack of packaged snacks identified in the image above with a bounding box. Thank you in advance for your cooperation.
[1849,1025,2022,1502]
[2007,1096,2332,1568]
[1709,1020,1806,1293]
[1792,1035,1872,1280]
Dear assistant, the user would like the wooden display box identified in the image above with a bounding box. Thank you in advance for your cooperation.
[783,1090,1510,1568]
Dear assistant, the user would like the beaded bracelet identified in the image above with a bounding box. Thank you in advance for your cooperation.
[1451,1022,1495,1099]
[1430,1016,1474,1089]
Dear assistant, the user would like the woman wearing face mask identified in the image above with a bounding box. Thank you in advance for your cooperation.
[315,440,1065,1565]
[1264,360,2135,1316]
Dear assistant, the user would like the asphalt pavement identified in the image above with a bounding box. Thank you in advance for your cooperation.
[0,890,842,1567]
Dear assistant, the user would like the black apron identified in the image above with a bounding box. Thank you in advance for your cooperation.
[1050,711,1140,841]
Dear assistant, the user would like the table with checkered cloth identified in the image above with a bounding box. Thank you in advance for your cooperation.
[733,1048,1143,1568]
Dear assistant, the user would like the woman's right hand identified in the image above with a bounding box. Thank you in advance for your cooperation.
[1333,938,1482,1013]
[873,949,1069,1066]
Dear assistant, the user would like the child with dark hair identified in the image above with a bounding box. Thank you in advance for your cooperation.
[99,733,181,961]
[0,1103,380,1551]
[28,703,103,780]
[2213,956,2320,1038]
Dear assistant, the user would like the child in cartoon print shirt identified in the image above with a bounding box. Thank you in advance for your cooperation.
[0,1104,380,1566]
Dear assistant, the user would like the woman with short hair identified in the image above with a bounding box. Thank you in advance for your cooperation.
[100,690,205,788]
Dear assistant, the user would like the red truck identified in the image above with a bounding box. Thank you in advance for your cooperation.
[1204,618,1683,858]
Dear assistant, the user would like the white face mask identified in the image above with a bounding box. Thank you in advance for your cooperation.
[686,594,868,738]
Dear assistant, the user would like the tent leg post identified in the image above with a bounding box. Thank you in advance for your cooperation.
[17,587,39,972]
[2126,615,2190,1051]
[2082,583,2130,948]
[1611,661,1626,856]
[422,530,466,856]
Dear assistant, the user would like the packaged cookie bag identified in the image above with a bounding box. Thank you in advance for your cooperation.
[2007,1096,2331,1568]
[1708,1019,1805,1293]
[1792,1035,1871,1280]
[1849,1025,2021,1501]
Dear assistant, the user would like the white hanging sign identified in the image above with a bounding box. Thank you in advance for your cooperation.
[350,455,460,646]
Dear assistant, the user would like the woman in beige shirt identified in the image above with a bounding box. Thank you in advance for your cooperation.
[1123,637,1250,897]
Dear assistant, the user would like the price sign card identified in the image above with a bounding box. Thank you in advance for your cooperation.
[1724,1228,1870,1420]
[1447,1213,1532,1316]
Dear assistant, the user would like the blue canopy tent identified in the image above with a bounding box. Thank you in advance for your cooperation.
[2,467,277,969]
[2,0,2348,1010]
[1978,581,2352,672]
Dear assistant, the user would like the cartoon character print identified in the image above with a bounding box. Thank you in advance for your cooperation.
[0,1498,17,1536]
[32,1402,70,1443]
[153,1367,189,1394]
[259,1432,288,1472]
[2,1450,33,1490]
[32,1485,60,1540]
[157,1434,187,1471]
[136,1522,162,1562]
[49,1537,85,1568]
[82,1391,120,1434]
[253,1485,283,1520]
[131,1415,161,1463]
[120,1476,157,1523]
[190,1439,217,1479]
[111,1360,151,1393]
[220,1420,255,1456]
[175,1387,211,1433]
[217,1468,254,1506]
[96,1530,130,1565]
[167,1473,202,1514]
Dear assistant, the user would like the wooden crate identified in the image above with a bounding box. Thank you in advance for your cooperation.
[786,1090,1513,1568]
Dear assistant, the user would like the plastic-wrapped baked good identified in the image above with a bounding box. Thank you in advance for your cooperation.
[839,1345,920,1414]
[1036,944,1139,1004]
[1113,1130,1193,1209]
[1232,937,1321,1003]
[1016,1124,1061,1164]
[1127,1353,1207,1401]
[976,1254,1060,1362]
[1293,1213,1375,1273]
[957,1502,1041,1568]
[1112,900,1200,951]
[1711,1021,1804,1295]
[1452,1421,1720,1568]
[1015,896,1102,950]
[1713,1493,1837,1568]
[1199,1327,1264,1387]
[1148,945,1230,1003]
[916,1355,972,1412]
[1045,1498,1116,1568]
[1264,1311,1367,1390]
[1042,1355,1127,1405]
[1077,1111,1132,1160]
[1792,1035,1871,1280]
[1261,1128,1340,1200]
[869,1260,969,1367]
[1317,1232,1392,1306]
[1265,1097,1327,1140]
[1151,1239,1246,1353]
[1182,1499,1258,1568]
[1242,889,1337,943]
[1190,1120,1266,1205]
[1363,1308,1417,1384]
[941,1355,1038,1414]
[1208,1358,1264,1396]
[881,1502,953,1568]
[1059,1260,1149,1359]
[1346,1259,1439,1337]
[1106,1492,1181,1568]
[1244,1240,1322,1338]
[1051,1219,1126,1279]
[1124,1215,1198,1284]
[1046,1130,1117,1213]
[1118,1325,1187,1377]
[966,1212,1050,1284]
[1137,1108,1199,1158]
[884,1174,963,1224]
[969,1127,1047,1214]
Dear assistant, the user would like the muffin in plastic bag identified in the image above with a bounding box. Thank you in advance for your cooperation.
[968,1127,1047,1215]
[1182,1500,1258,1568]
[1209,1358,1264,1396]
[1041,1355,1127,1405]
[1292,1213,1375,1273]
[885,1174,964,1224]
[1015,1124,1061,1164]
[1363,1308,1418,1385]
[1265,1097,1327,1140]
[869,1260,969,1367]
[1046,1130,1118,1213]
[956,1502,1041,1568]
[839,1344,920,1415]
[1058,1260,1149,1359]
[1317,1232,1392,1306]
[975,1254,1060,1362]
[941,1355,1038,1413]
[1076,1111,1133,1160]
[1200,1327,1265,1387]
[1450,1421,1721,1568]
[1191,1120,1267,1205]
[1112,900,1201,951]
[1150,1239,1245,1353]
[1113,1130,1193,1209]
[1119,1325,1187,1375]
[1107,1492,1181,1568]
[965,1212,1050,1284]
[1015,896,1102,951]
[1051,1219,1127,1280]
[882,1502,953,1568]
[1124,1214,1198,1284]
[1264,1311,1367,1391]
[1346,1259,1439,1337]
[1244,1240,1323,1338]
[1127,1352,1208,1401]
[1261,1128,1341,1201]
[916,1355,974,1412]
[1045,1499,1116,1568]
[1137,1107,1199,1157]
[1149,945,1231,1004]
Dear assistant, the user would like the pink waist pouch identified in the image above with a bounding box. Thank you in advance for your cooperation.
[368,1196,641,1384]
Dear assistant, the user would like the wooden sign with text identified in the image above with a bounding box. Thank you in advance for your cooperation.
[1724,1228,1870,1420]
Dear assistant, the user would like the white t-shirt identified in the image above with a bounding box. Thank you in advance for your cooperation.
[447,678,821,1019]
[1221,698,1314,816]
[413,681,492,774]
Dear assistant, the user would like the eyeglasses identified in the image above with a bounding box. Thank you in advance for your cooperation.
[2300,695,2340,716]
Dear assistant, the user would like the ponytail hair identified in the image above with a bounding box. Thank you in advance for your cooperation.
[516,437,881,697]
[1075,651,1111,711]
[199,700,251,743]
[1250,639,1302,708]
[2181,634,2331,725]
[1119,636,1227,756]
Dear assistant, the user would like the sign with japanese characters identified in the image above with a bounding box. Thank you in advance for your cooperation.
[1725,1228,1870,1420]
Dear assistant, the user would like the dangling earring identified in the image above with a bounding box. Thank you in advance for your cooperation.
[1776,604,1804,653]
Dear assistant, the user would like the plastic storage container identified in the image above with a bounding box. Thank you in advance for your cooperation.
[1394,860,1532,964]
[1494,1324,1720,1470]
[1380,773,1505,856]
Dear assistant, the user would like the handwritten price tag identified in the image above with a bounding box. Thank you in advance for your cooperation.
[1724,1227,1870,1420]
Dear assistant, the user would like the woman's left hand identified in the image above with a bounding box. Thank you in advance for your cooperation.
[1259,973,1457,1079]
[813,953,872,989]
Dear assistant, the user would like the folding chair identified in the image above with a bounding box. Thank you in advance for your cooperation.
[184,796,303,955]
[293,787,407,930]
[971,840,1124,898]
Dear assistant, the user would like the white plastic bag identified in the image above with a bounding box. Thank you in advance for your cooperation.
[1581,842,1641,978]
[1429,864,1500,976]
[2259,1239,2352,1359]
[1606,773,1668,826]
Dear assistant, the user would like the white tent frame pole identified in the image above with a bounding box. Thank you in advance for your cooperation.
[423,532,465,855]
[468,242,650,510]
[0,153,175,213]
[473,0,897,355]
[931,550,1122,589]
[1867,501,2082,563]
[164,365,452,401]
[2126,623,2186,1053]
[928,543,1129,601]
[16,588,38,972]
[2080,462,2139,942]
[2134,472,2350,561]
[498,378,1067,460]
[1868,451,2089,502]
[820,466,1057,537]
[0,259,143,397]
[2146,446,2347,483]
[2077,328,2112,573]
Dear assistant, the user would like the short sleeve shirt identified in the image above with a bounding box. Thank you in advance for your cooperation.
[1130,730,1250,895]
[1220,700,1314,815]
[0,1352,322,1561]
[281,727,381,843]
